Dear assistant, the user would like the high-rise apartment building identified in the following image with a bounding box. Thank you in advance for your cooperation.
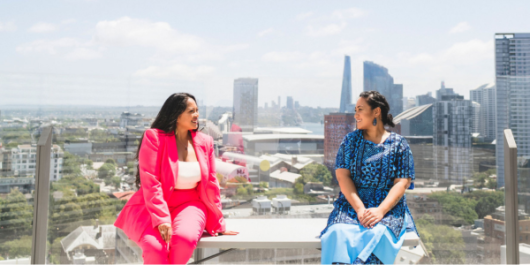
[433,97,474,184]
[436,82,457,100]
[286,96,294,109]
[339,56,355,113]
[495,33,530,188]
[471,102,481,135]
[233,78,259,132]
[470,83,496,141]
[363,61,403,116]
[324,113,356,181]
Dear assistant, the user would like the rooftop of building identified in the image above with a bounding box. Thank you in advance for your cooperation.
[242,134,324,142]
[254,127,312,134]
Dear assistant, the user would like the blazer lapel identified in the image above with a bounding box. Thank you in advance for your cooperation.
[191,131,209,185]
[167,132,179,186]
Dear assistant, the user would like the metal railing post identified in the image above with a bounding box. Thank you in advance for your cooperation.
[504,129,519,264]
[31,126,53,264]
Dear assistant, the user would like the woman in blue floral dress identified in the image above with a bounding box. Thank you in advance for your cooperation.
[320,91,419,264]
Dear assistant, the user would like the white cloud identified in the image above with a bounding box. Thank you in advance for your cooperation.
[134,64,215,80]
[16,38,80,54]
[332,8,364,19]
[405,39,492,66]
[61,19,77,24]
[65,47,102,60]
[29,22,58,33]
[262,51,305,62]
[296,12,314,20]
[303,8,364,38]
[94,17,204,54]
[258,28,275,37]
[336,39,365,55]
[449,22,471,34]
[0,21,17,32]
[16,38,102,61]
[306,22,346,37]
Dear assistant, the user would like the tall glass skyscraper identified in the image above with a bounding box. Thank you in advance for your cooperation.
[363,61,403,116]
[233,78,258,132]
[339,56,354,113]
[495,33,530,188]
[433,97,474,184]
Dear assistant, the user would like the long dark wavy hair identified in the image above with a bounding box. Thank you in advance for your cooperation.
[359,90,395,127]
[135,93,199,189]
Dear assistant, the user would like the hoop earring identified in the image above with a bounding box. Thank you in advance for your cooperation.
[372,118,377,126]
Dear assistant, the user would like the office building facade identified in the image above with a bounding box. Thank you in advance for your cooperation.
[495,33,530,188]
[324,113,356,180]
[363,61,403,116]
[470,83,496,141]
[433,98,474,184]
[233,78,259,132]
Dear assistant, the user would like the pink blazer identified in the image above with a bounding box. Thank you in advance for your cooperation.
[114,128,226,243]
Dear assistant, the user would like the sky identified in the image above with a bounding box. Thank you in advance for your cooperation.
[0,0,529,108]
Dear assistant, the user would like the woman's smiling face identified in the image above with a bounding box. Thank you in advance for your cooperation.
[354,97,380,130]
[177,98,199,131]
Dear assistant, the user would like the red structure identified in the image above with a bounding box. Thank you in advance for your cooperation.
[324,113,356,183]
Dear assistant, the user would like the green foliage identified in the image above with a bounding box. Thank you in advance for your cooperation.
[465,191,504,218]
[88,129,119,143]
[126,161,136,175]
[294,182,304,194]
[299,164,332,186]
[52,175,100,196]
[236,186,248,196]
[259,182,268,188]
[105,158,117,165]
[1,235,33,259]
[416,219,466,264]
[49,236,65,264]
[111,176,121,189]
[0,188,33,237]
[428,191,478,226]
[97,162,116,179]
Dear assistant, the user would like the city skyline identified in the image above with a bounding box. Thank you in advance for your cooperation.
[1,1,527,108]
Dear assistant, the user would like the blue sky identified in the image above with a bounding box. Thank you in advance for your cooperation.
[0,0,528,108]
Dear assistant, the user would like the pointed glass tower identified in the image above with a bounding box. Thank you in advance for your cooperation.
[339,56,352,113]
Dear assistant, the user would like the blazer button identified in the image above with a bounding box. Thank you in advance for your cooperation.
[169,187,173,191]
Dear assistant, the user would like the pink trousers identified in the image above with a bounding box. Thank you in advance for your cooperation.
[137,187,207,264]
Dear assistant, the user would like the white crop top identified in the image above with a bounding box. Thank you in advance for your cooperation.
[176,161,201,189]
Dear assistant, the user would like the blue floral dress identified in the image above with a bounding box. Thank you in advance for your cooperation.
[320,130,419,264]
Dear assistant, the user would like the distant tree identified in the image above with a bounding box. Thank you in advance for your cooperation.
[429,191,478,225]
[104,158,117,165]
[294,182,304,194]
[111,176,121,189]
[98,163,116,179]
[0,188,33,237]
[236,186,248,196]
[415,220,466,264]
[300,164,332,186]
[474,193,504,219]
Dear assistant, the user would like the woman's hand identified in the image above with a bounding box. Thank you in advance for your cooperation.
[360,208,385,228]
[215,230,239,236]
[356,207,367,224]
[158,223,172,243]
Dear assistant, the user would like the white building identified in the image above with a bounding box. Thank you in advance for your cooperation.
[11,144,63,181]
[470,83,496,141]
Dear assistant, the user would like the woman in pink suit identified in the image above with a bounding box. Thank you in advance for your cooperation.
[114,93,238,264]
